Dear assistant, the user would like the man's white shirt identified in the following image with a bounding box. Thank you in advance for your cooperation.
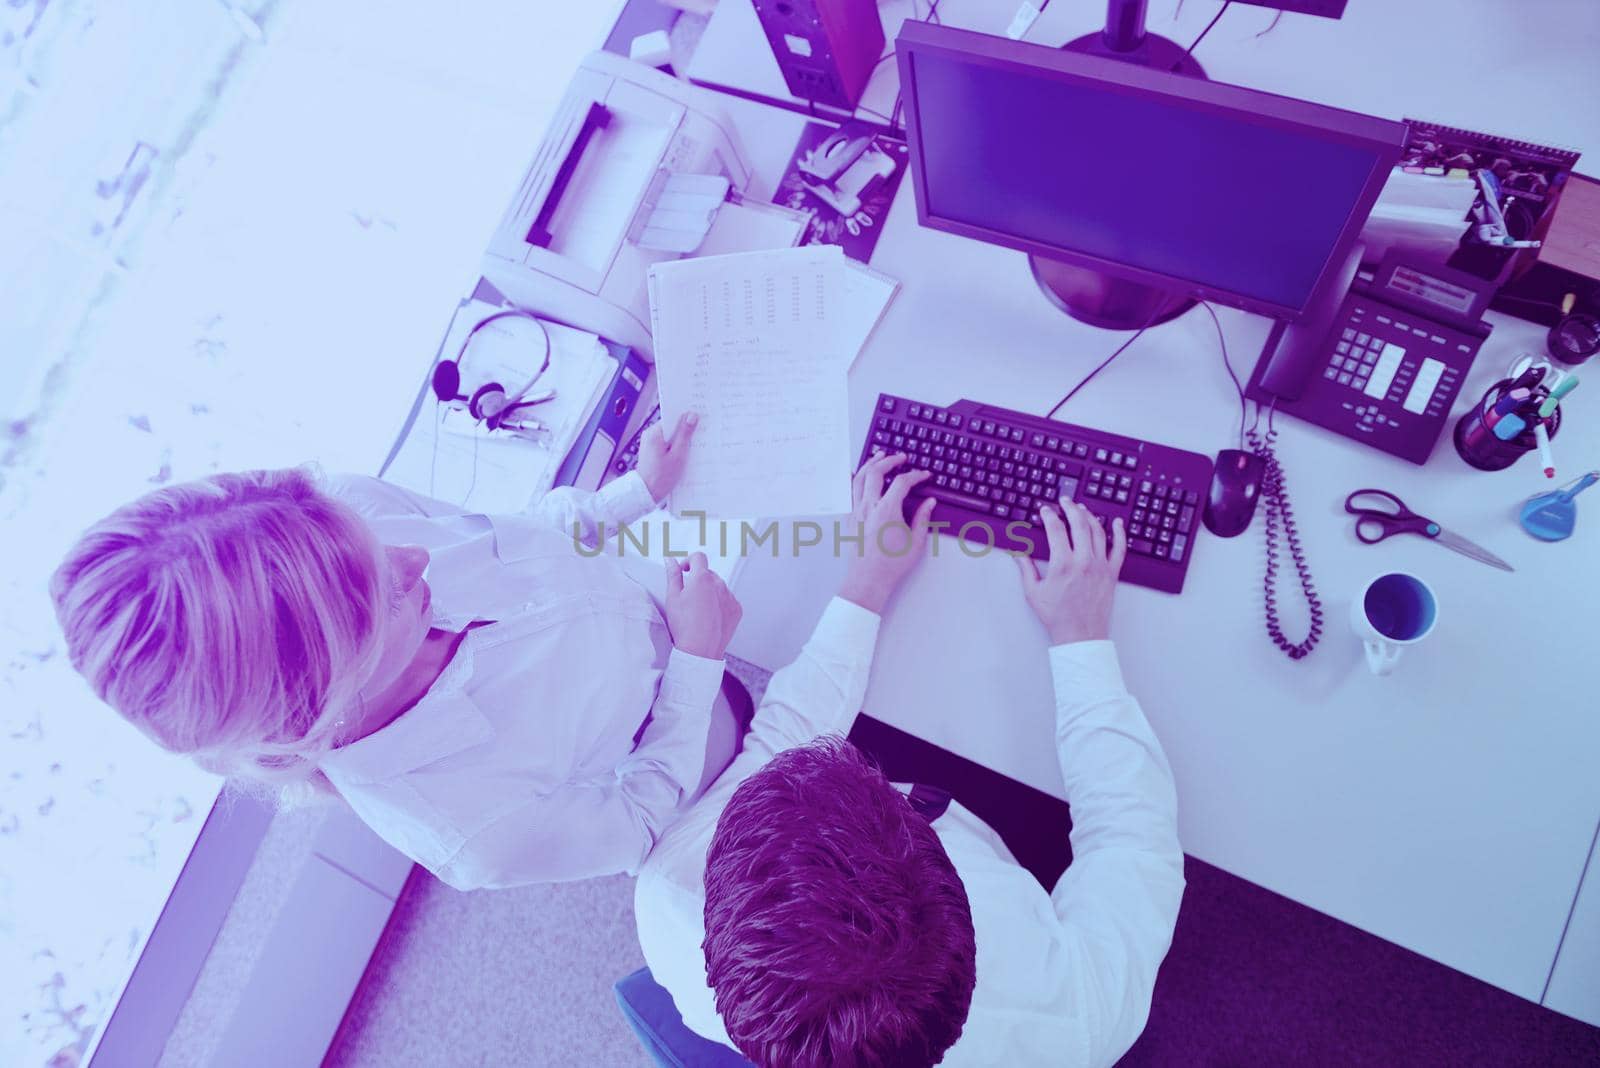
[635,596,1185,1067]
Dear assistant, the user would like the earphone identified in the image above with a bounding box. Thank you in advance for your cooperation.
[430,309,552,430]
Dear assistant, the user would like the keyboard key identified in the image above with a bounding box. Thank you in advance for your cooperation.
[1031,433,1046,447]
[1094,447,1110,463]
[1073,443,1089,459]
[934,411,949,424]
[1010,428,1025,443]
[1046,437,1060,450]
[910,404,923,418]
[1132,538,1155,555]
[949,416,962,429]
[923,486,990,514]
[880,397,896,412]
[1110,451,1124,466]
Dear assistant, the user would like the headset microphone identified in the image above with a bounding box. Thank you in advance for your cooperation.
[429,309,553,431]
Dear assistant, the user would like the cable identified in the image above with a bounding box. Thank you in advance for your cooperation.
[1255,9,1284,37]
[1201,300,1321,659]
[1199,301,1247,448]
[1045,310,1163,420]
[1180,1,1231,63]
[1248,405,1323,660]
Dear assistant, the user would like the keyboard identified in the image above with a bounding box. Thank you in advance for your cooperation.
[859,395,1215,594]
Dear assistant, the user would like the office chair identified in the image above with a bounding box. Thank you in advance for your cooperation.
[613,967,754,1067]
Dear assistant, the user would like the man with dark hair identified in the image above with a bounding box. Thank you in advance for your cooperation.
[636,453,1184,1067]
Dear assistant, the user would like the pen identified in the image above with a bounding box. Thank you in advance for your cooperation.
[1534,420,1555,478]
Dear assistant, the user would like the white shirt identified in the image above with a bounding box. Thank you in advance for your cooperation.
[319,472,725,889]
[635,597,1186,1068]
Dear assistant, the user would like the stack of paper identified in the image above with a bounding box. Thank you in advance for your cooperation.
[647,245,897,519]
[1361,167,1477,263]
[383,300,614,512]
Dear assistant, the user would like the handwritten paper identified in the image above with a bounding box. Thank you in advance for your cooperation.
[839,259,899,366]
[649,246,855,518]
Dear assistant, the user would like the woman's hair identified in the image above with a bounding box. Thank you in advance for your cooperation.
[49,468,388,795]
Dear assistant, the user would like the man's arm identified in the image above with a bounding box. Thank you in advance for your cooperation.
[1015,499,1184,1067]
[635,452,938,1046]
[1049,640,1183,1066]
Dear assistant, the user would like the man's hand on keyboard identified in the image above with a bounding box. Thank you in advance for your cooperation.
[839,453,937,615]
[1015,498,1127,645]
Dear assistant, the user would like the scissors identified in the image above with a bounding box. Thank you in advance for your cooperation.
[1344,489,1514,572]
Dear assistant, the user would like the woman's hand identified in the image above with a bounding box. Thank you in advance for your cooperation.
[1015,498,1126,645]
[664,552,742,660]
[838,452,936,615]
[637,413,698,502]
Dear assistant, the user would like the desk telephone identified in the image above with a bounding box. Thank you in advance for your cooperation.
[1247,248,1499,464]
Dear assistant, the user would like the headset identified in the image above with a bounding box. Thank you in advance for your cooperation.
[430,309,554,431]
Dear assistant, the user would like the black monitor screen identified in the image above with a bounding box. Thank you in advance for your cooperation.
[909,50,1393,313]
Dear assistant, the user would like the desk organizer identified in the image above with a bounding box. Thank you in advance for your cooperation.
[1453,378,1562,471]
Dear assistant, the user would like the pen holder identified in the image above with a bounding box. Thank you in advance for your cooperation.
[1453,378,1562,471]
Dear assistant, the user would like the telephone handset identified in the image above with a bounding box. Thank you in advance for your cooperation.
[1256,244,1368,400]
[1246,246,1498,464]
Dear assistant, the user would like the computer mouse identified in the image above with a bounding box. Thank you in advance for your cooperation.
[1203,448,1265,538]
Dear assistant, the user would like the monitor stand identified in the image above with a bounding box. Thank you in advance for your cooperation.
[1029,0,1206,330]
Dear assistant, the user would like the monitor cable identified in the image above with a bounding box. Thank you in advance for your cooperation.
[1201,301,1323,660]
[1044,309,1162,421]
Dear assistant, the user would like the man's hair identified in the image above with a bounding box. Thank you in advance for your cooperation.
[702,736,977,1068]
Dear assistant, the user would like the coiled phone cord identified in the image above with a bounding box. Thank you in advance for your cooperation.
[1202,301,1323,661]
[1247,407,1323,660]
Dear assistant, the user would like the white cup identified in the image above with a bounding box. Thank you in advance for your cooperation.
[1350,572,1438,676]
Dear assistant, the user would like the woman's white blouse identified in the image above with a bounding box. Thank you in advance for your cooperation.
[317,472,724,889]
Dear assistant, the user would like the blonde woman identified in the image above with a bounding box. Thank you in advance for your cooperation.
[50,416,751,889]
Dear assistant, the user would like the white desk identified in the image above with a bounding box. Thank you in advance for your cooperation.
[680,0,1600,1019]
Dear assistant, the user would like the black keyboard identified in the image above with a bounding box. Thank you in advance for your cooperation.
[859,395,1215,594]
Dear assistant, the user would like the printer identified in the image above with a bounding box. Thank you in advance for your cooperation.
[483,52,756,358]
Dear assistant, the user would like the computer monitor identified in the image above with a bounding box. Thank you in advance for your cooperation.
[896,21,1407,329]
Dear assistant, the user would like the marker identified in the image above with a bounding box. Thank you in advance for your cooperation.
[1538,375,1579,418]
[1534,420,1555,478]
[1493,412,1528,440]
